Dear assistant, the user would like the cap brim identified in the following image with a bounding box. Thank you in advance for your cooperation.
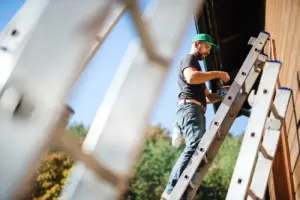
[192,39,219,51]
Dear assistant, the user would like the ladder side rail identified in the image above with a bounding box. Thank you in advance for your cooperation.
[59,0,205,199]
[96,2,127,42]
[247,88,291,200]
[0,1,116,198]
[0,0,50,92]
[225,61,282,199]
[186,63,264,199]
[69,2,127,92]
[169,32,270,200]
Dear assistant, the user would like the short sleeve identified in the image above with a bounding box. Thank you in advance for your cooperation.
[180,55,201,73]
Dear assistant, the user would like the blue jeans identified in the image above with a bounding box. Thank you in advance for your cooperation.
[164,103,206,197]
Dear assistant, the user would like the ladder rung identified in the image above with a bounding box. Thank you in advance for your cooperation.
[270,101,284,120]
[203,154,209,163]
[254,53,267,73]
[216,129,221,139]
[265,118,281,131]
[247,89,255,107]
[258,143,273,160]
[247,188,258,200]
[126,0,169,66]
[241,83,247,94]
[57,131,121,187]
[243,64,262,95]
[96,3,127,41]
[257,53,268,63]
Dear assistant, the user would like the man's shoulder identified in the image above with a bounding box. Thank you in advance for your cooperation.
[180,54,200,69]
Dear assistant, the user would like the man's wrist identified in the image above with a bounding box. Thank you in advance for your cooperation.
[214,71,219,79]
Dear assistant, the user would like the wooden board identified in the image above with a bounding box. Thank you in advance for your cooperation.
[293,158,300,192]
[272,136,294,200]
[296,185,300,200]
[288,108,298,152]
[289,92,300,169]
[286,96,295,135]
[290,138,300,171]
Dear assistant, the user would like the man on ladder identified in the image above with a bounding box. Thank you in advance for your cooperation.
[161,33,230,200]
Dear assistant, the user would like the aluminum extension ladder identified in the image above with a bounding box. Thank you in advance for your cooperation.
[0,0,205,199]
[225,69,291,199]
[168,32,291,200]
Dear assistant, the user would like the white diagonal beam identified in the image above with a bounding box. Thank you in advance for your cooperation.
[0,0,50,92]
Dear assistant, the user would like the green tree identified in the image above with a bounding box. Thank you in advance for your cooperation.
[197,134,243,199]
[124,126,243,200]
[124,125,183,200]
[25,123,242,200]
[28,152,74,200]
[67,122,89,138]
[24,123,88,200]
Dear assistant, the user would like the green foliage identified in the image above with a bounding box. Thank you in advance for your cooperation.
[29,153,74,200]
[25,123,242,200]
[197,135,242,199]
[24,123,87,200]
[124,125,184,200]
[124,125,242,200]
[67,122,89,138]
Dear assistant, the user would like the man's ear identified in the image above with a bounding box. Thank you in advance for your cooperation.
[193,41,199,48]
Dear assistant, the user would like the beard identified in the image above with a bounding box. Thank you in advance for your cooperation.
[194,48,208,60]
[194,50,203,61]
[201,53,208,59]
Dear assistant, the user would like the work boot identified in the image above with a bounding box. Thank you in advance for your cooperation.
[172,123,184,148]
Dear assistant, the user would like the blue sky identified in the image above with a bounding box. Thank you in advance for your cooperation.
[0,0,248,136]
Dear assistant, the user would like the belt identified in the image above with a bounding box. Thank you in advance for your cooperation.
[178,99,206,113]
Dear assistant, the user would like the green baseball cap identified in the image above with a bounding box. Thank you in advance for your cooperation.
[192,33,218,51]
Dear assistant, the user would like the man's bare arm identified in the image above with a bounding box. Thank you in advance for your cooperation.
[183,67,230,85]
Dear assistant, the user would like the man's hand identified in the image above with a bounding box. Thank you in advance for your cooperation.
[205,85,231,104]
[216,71,230,83]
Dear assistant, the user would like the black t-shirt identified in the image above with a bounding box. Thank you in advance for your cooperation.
[178,54,207,108]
